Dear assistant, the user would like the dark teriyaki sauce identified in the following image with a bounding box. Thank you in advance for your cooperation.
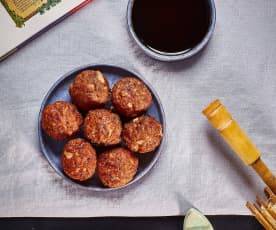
[132,0,210,55]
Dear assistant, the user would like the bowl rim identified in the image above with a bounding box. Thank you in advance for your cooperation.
[38,64,167,192]
[127,0,216,62]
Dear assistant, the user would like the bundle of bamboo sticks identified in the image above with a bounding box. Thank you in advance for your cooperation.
[247,187,276,230]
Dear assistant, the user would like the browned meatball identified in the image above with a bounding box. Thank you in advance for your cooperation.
[62,138,97,181]
[41,101,83,140]
[97,147,138,188]
[112,77,152,117]
[69,70,110,111]
[84,109,122,146]
[123,115,163,154]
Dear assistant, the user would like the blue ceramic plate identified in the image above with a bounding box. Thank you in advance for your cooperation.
[38,64,166,191]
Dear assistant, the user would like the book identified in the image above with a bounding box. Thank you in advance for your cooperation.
[0,0,91,61]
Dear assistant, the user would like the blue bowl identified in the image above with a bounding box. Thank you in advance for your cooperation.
[127,0,216,62]
[38,64,166,191]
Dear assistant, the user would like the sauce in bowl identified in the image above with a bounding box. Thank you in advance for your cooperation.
[130,0,213,58]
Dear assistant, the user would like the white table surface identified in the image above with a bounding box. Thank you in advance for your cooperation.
[0,0,276,217]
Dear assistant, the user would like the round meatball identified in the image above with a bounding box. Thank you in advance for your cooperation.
[84,109,122,146]
[97,147,139,188]
[41,101,83,140]
[112,77,152,117]
[123,115,163,154]
[69,70,110,111]
[62,138,97,181]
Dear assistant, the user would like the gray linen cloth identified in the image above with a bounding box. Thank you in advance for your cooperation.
[0,0,276,217]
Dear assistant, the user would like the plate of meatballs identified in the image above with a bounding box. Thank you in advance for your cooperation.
[38,64,166,191]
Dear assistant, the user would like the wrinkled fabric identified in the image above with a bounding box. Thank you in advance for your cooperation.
[0,0,275,217]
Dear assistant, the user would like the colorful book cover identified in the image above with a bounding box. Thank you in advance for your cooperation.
[0,0,91,61]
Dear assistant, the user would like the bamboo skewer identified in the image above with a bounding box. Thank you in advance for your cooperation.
[202,99,276,193]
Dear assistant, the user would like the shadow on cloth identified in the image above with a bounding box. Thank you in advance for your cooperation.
[205,124,262,197]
